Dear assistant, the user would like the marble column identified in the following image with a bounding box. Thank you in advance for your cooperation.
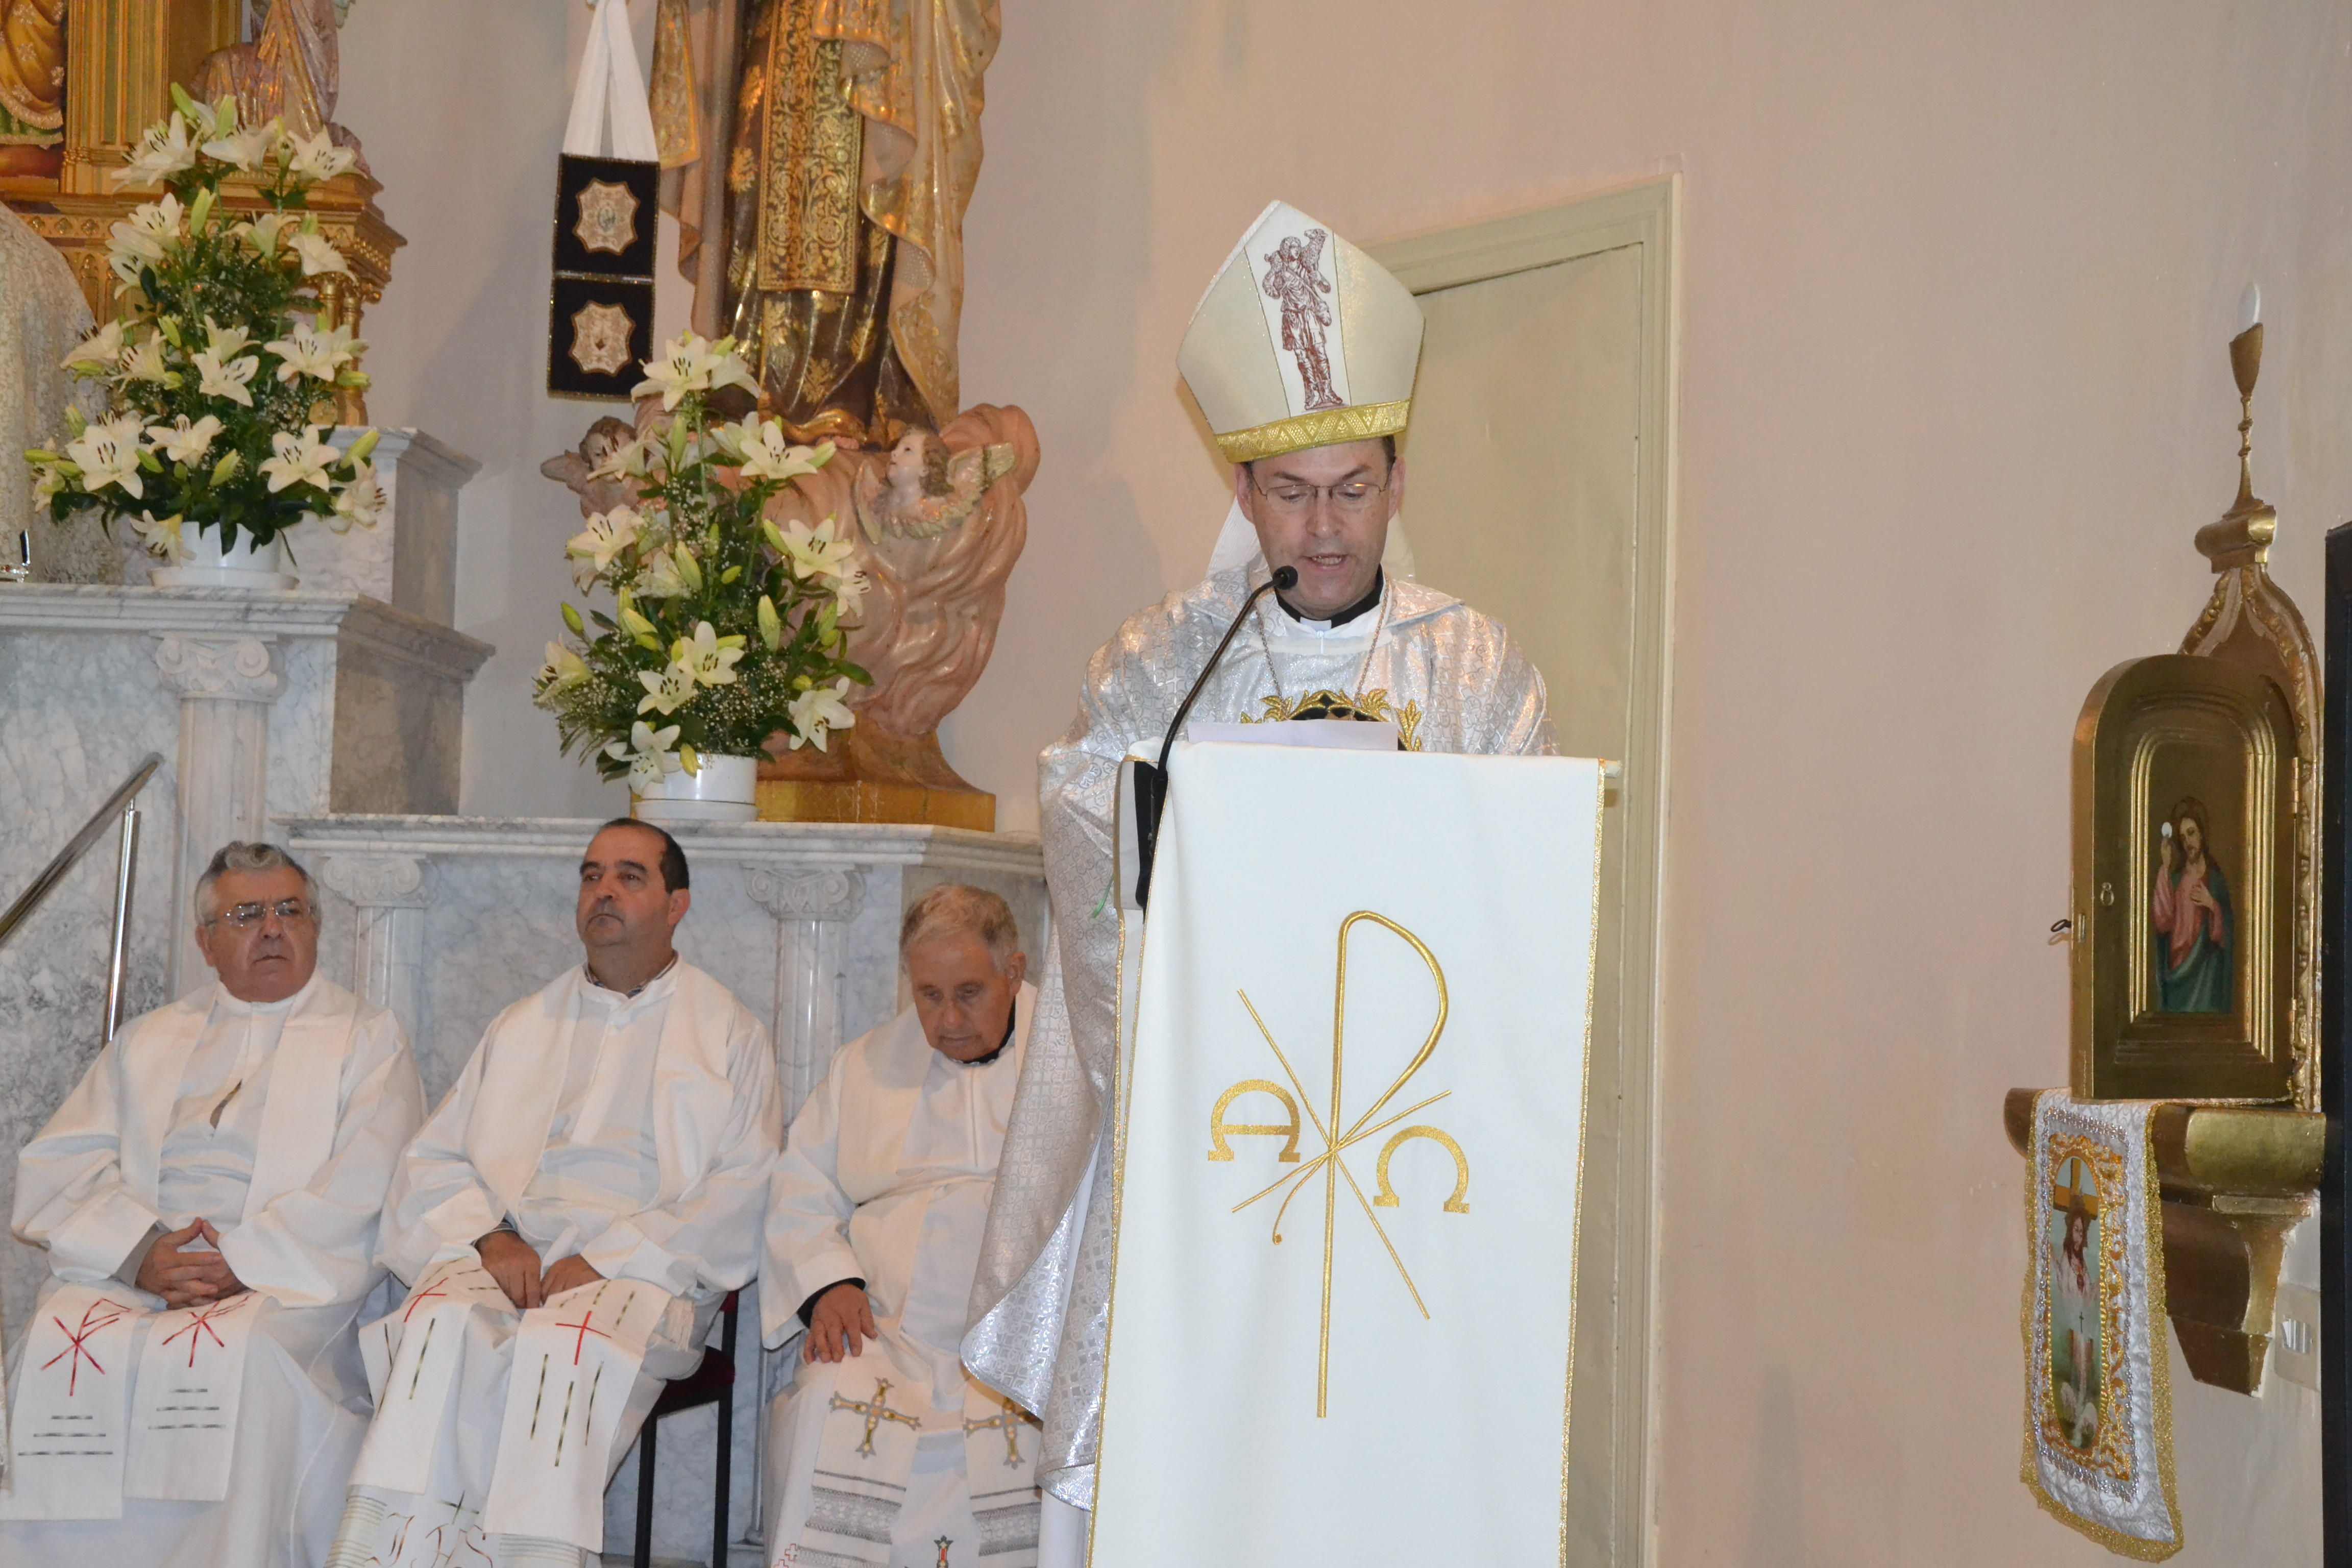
[154,633,281,992]
[745,866,868,1124]
[318,851,432,1044]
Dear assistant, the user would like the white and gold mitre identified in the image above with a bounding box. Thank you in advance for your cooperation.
[1178,201,1424,464]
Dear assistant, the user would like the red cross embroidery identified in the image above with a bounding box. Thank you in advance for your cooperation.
[160,1296,248,1368]
[43,1298,132,1395]
[402,1281,452,1322]
[554,1310,611,1365]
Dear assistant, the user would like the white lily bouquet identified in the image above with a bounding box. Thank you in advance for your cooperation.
[532,330,872,791]
[24,88,381,567]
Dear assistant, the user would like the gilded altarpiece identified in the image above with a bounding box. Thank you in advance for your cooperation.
[0,0,402,422]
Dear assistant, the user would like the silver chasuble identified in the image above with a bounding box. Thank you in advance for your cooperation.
[961,562,1554,1509]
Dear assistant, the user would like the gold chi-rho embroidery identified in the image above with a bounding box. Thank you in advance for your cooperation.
[1209,910,1471,1417]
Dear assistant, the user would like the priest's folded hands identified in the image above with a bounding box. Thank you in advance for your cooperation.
[3,841,428,1568]
[327,818,782,1568]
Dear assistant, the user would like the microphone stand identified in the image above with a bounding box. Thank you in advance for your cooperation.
[1130,565,1296,909]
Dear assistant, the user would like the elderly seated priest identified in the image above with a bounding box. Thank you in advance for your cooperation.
[326,818,782,1568]
[962,201,1560,1559]
[2,841,427,1567]
[761,884,1043,1567]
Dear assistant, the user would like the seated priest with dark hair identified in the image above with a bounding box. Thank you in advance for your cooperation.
[3,840,427,1568]
[326,817,782,1568]
[760,883,1043,1567]
[962,201,1559,1559]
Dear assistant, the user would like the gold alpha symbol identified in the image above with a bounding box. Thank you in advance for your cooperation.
[1212,910,1470,1417]
[829,1377,921,1456]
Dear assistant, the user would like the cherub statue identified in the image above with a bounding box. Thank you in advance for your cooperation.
[852,427,1019,542]
[762,404,1038,806]
[539,416,641,520]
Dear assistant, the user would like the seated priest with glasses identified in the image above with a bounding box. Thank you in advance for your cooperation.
[4,841,427,1568]
[962,201,1558,1558]
[327,818,781,1568]
[760,884,1041,1567]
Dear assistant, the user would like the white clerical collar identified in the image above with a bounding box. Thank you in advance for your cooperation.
[212,969,318,1019]
[1258,594,1381,652]
[581,951,680,1003]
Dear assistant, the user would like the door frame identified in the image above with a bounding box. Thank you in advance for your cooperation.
[1369,173,1679,1568]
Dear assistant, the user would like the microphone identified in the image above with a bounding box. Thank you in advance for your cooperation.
[1130,565,1296,908]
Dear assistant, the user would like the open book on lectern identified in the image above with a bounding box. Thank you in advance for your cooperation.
[1096,738,1607,1567]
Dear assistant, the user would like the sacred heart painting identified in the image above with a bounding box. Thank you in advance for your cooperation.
[2072,654,2295,1100]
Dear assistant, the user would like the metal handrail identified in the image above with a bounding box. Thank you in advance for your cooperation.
[0,752,161,1038]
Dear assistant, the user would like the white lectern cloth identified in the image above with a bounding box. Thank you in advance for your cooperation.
[1089,743,1603,1567]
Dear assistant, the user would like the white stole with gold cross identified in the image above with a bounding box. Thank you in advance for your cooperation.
[793,1370,926,1566]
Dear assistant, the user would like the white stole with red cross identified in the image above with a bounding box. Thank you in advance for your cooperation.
[123,1290,270,1500]
[0,1284,144,1518]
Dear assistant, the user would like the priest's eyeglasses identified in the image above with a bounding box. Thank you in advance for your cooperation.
[1251,478,1390,518]
[208,899,312,929]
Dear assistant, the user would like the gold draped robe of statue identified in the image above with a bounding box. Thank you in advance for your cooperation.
[0,0,64,149]
[656,0,1000,445]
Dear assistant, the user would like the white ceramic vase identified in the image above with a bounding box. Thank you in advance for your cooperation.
[150,526,297,590]
[631,752,760,824]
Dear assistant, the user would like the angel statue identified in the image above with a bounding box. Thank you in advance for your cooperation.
[853,427,1019,541]
[761,406,1036,823]
[540,416,642,521]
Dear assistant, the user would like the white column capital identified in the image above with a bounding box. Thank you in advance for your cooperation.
[744,866,866,924]
[152,634,282,702]
[319,852,431,910]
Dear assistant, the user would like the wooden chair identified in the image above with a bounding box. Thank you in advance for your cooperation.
[630,1289,738,1568]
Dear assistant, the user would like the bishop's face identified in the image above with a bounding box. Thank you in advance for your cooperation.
[905,930,1027,1063]
[1235,437,1402,619]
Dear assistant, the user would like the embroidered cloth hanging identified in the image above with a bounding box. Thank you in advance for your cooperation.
[549,0,660,401]
[2021,1090,2183,1559]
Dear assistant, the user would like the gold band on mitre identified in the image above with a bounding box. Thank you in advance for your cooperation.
[1213,400,1412,464]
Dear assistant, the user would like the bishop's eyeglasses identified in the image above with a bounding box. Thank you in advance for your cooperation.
[207,899,313,929]
[1250,477,1391,519]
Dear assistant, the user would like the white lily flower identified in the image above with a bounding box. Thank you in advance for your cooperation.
[193,349,260,407]
[833,567,870,619]
[258,426,338,493]
[184,95,229,141]
[153,413,224,465]
[110,114,197,187]
[635,658,696,716]
[264,323,344,382]
[589,433,655,480]
[537,641,592,692]
[680,620,745,688]
[777,516,857,582]
[202,122,277,170]
[604,720,684,793]
[564,506,642,582]
[330,467,384,531]
[288,231,350,277]
[63,413,148,498]
[107,193,183,270]
[636,545,692,599]
[732,419,827,483]
[786,677,857,753]
[235,210,297,258]
[129,510,187,564]
[118,334,172,385]
[31,462,67,506]
[62,319,127,376]
[202,318,254,359]
[282,128,358,184]
[632,331,721,410]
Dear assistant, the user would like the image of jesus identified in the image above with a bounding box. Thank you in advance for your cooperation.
[2050,1194,2101,1452]
[2150,796,2232,1015]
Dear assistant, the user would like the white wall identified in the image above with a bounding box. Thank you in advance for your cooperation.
[333,1,2352,1560]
